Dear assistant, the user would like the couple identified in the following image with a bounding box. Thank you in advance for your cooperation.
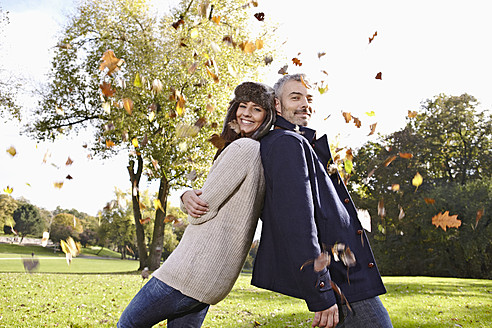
[118,75,393,328]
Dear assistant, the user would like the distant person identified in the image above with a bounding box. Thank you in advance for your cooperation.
[117,81,275,328]
[251,73,393,328]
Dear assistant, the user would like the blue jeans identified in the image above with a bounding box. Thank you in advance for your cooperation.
[337,296,392,328]
[117,277,209,328]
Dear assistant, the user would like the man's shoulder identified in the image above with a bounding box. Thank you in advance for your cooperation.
[261,129,305,145]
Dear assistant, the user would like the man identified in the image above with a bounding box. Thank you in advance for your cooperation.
[250,74,392,328]
[182,74,392,328]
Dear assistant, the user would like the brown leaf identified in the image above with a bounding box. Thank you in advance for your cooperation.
[368,31,378,44]
[378,199,386,218]
[139,217,151,225]
[66,175,73,180]
[6,146,17,157]
[368,123,377,136]
[208,134,225,149]
[432,211,461,231]
[123,98,133,115]
[292,57,302,66]
[398,205,405,220]
[65,157,73,166]
[424,198,435,205]
[375,72,382,80]
[407,110,418,118]
[254,12,265,21]
[100,82,115,97]
[353,116,361,128]
[278,64,288,75]
[475,208,484,228]
[318,52,326,59]
[172,19,184,29]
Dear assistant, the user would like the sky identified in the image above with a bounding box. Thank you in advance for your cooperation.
[1,0,491,216]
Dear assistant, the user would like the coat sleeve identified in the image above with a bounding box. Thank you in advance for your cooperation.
[187,139,257,225]
[267,134,337,311]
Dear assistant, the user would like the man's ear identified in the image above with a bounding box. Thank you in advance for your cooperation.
[275,98,282,116]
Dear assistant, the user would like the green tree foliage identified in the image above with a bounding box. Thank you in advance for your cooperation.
[0,194,18,228]
[49,213,84,244]
[12,203,45,240]
[28,0,276,270]
[350,94,492,278]
[98,205,135,259]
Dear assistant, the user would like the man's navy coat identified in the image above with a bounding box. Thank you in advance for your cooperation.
[251,116,386,312]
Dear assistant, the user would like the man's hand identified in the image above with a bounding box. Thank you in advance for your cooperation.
[181,190,209,218]
[312,304,339,328]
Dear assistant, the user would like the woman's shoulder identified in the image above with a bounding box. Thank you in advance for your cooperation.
[229,137,260,150]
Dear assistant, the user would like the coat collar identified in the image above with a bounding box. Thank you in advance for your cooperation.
[274,116,332,168]
[274,116,316,143]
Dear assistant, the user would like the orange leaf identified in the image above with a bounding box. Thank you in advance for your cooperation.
[292,57,302,66]
[65,157,73,166]
[399,152,413,159]
[53,181,64,189]
[342,112,352,123]
[432,211,461,231]
[239,40,255,53]
[407,110,418,118]
[139,217,151,225]
[391,184,400,191]
[475,208,484,228]
[164,215,176,223]
[383,155,397,167]
[375,72,382,80]
[211,16,221,24]
[105,140,115,148]
[300,75,311,89]
[353,116,361,128]
[99,50,124,76]
[424,198,435,205]
[368,31,378,44]
[255,39,264,50]
[378,199,386,218]
[123,98,133,115]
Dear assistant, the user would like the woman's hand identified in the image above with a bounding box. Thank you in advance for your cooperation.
[181,190,209,218]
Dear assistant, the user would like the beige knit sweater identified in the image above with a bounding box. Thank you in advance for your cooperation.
[152,138,265,305]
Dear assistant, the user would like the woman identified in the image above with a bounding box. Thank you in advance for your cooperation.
[117,81,275,328]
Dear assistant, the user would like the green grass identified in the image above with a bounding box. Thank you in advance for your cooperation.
[0,272,490,328]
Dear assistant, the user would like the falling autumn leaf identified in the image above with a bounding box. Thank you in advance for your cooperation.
[342,112,352,123]
[475,208,484,229]
[139,217,151,225]
[378,199,386,218]
[368,31,378,44]
[131,137,139,148]
[100,82,115,97]
[254,12,265,21]
[424,198,435,205]
[105,140,115,148]
[407,110,418,118]
[375,72,382,80]
[172,18,184,29]
[65,157,73,166]
[317,52,326,59]
[353,116,361,128]
[99,50,124,76]
[278,64,288,75]
[255,39,264,50]
[154,199,165,213]
[54,182,64,189]
[6,146,16,157]
[41,231,50,247]
[412,172,423,191]
[292,57,302,66]
[164,215,177,223]
[209,133,226,149]
[432,211,461,231]
[123,98,134,115]
[3,186,13,194]
[391,184,400,191]
[211,15,221,24]
[368,123,377,136]
[399,152,413,159]
[133,73,142,87]
[152,79,163,93]
[383,155,397,167]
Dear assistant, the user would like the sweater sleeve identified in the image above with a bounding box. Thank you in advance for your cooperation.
[267,134,337,311]
[188,138,258,225]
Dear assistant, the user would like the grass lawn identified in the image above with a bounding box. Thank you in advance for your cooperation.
[0,271,490,328]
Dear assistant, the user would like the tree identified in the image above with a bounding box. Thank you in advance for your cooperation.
[0,6,20,120]
[350,94,492,278]
[49,213,84,244]
[12,203,45,241]
[0,194,18,228]
[28,0,276,270]
[98,204,135,259]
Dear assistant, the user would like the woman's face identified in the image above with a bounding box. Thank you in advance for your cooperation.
[236,101,267,137]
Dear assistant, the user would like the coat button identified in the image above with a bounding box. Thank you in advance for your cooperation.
[344,198,350,204]
[357,229,363,235]
[368,262,375,268]
[319,281,325,288]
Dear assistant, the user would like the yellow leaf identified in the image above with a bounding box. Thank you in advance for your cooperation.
[412,172,423,191]
[123,98,133,115]
[408,110,418,118]
[154,199,164,213]
[102,102,111,114]
[3,186,13,194]
[255,39,264,50]
[365,111,376,117]
[132,138,139,148]
[391,184,400,191]
[54,181,64,189]
[106,139,115,148]
[6,146,16,157]
[190,28,199,39]
[41,231,50,247]
[133,73,142,87]
[148,111,155,122]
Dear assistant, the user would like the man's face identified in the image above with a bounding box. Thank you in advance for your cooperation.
[276,80,313,127]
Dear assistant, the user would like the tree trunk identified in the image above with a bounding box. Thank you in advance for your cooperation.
[148,177,168,270]
[127,156,148,270]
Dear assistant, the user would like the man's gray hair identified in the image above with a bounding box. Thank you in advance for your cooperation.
[273,73,309,98]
